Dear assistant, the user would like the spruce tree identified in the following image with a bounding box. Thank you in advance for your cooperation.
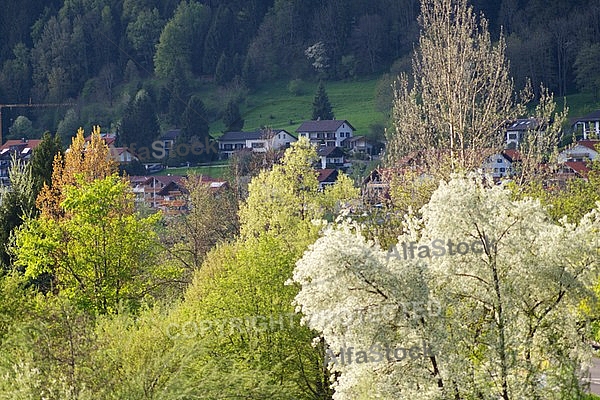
[311,81,334,120]
[120,89,160,151]
[29,131,63,196]
[223,101,244,132]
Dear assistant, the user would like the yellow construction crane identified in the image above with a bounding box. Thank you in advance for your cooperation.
[0,101,73,144]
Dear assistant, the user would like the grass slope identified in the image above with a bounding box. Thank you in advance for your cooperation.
[212,78,385,138]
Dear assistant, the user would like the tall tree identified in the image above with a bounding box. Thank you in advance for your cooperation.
[164,60,189,127]
[239,137,358,240]
[311,81,334,121]
[154,0,211,79]
[29,131,63,197]
[222,100,244,132]
[160,175,239,280]
[126,8,164,71]
[12,174,166,315]
[0,43,32,102]
[177,95,212,163]
[203,6,234,75]
[574,43,600,100]
[37,126,116,220]
[385,0,517,173]
[120,89,160,151]
[292,175,600,399]
[0,156,36,271]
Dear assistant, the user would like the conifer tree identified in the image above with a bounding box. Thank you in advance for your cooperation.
[311,81,334,121]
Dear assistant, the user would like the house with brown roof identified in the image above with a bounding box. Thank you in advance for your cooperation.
[129,175,228,213]
[316,168,339,189]
[317,146,348,169]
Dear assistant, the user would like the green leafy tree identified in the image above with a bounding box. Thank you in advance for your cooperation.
[203,6,234,74]
[7,116,33,140]
[154,0,211,79]
[311,81,334,121]
[126,8,164,70]
[0,294,98,398]
[574,43,600,100]
[239,137,358,240]
[12,174,170,314]
[56,108,80,142]
[0,43,31,103]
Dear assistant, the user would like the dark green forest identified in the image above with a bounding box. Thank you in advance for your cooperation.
[1,0,600,141]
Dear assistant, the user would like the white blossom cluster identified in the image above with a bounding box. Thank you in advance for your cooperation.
[291,174,600,399]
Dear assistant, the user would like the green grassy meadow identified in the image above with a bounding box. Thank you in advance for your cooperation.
[154,163,229,179]
[210,77,385,138]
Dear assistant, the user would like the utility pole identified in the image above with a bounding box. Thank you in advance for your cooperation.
[0,101,73,144]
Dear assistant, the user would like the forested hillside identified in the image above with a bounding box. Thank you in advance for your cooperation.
[1,0,600,140]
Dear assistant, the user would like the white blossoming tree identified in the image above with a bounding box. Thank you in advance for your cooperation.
[291,175,600,399]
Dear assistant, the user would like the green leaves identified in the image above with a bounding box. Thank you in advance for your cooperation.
[12,174,169,315]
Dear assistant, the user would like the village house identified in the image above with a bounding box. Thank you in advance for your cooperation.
[296,119,355,148]
[129,175,228,214]
[218,129,296,159]
[317,146,349,169]
[480,149,521,180]
[571,110,600,140]
[557,139,600,163]
[344,135,375,155]
[157,129,181,158]
[316,168,339,190]
[0,138,42,186]
[505,118,541,147]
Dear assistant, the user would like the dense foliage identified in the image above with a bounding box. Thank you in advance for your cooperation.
[1,0,599,139]
[0,0,600,398]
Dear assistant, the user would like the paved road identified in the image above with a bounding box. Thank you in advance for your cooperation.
[586,357,600,395]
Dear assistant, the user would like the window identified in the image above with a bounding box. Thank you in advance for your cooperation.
[497,159,503,163]
[494,168,498,172]
[508,133,517,139]
[500,167,505,172]
[251,142,265,148]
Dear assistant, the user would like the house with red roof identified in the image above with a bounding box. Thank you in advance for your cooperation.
[558,139,599,163]
[0,138,42,186]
